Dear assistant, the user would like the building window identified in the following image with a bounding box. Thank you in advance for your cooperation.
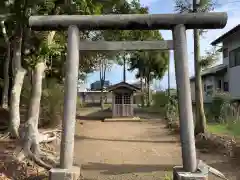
[115,94,122,104]
[229,47,240,68]
[223,82,229,92]
[204,84,206,92]
[123,94,131,104]
[206,85,213,96]
[218,80,222,89]
[206,85,213,90]
[223,48,228,58]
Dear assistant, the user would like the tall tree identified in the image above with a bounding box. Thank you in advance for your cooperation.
[101,0,149,83]
[175,0,215,135]
[193,0,206,135]
[129,49,169,106]
[0,19,10,108]
[128,29,169,106]
[0,0,112,168]
[199,47,220,70]
[168,60,170,97]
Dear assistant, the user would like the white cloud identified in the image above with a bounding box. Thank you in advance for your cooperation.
[127,0,160,6]
[140,0,158,6]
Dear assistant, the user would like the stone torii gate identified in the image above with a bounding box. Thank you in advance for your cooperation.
[28,12,228,180]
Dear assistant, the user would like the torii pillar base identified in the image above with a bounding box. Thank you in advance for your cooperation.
[173,166,208,180]
[49,166,81,180]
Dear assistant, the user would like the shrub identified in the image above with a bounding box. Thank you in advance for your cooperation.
[40,78,84,128]
[152,91,169,108]
[40,79,64,128]
[209,92,231,123]
[165,94,178,122]
[20,77,83,128]
[210,92,240,136]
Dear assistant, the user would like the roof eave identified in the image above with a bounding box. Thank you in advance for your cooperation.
[108,82,140,92]
[211,24,240,46]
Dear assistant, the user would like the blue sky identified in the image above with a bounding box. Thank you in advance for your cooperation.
[83,0,240,90]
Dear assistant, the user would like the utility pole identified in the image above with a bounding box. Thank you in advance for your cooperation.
[123,56,126,82]
[193,0,207,134]
[168,60,170,97]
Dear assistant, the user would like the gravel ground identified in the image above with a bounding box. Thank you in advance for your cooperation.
[73,116,240,180]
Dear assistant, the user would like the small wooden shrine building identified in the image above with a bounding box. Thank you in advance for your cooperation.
[108,81,140,117]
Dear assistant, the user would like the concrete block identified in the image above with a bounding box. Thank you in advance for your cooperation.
[49,166,81,180]
[173,166,208,180]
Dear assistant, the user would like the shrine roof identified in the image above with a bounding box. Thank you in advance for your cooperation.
[108,81,140,92]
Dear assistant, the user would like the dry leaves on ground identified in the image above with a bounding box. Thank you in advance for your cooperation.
[0,139,57,180]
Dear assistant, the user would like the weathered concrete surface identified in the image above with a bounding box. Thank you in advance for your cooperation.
[49,166,80,180]
[173,166,208,180]
[73,114,240,180]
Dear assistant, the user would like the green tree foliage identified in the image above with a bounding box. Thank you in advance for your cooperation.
[199,47,220,69]
[128,47,169,106]
[175,0,215,13]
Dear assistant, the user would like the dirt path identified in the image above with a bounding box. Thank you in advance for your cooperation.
[74,112,240,179]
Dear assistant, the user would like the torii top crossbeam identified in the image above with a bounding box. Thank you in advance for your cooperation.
[28,12,227,31]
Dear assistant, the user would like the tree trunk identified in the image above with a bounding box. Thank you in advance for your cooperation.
[193,0,206,135]
[99,59,107,110]
[194,28,206,135]
[100,79,104,110]
[123,56,126,82]
[9,32,26,138]
[147,74,151,107]
[1,43,10,108]
[140,74,144,107]
[1,21,10,108]
[18,31,57,169]
[9,68,26,138]
[144,77,148,106]
[168,59,170,97]
[18,62,53,169]
[24,62,45,159]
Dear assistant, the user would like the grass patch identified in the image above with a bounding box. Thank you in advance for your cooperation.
[207,124,232,135]
[141,106,165,115]
[207,123,240,137]
[163,171,173,180]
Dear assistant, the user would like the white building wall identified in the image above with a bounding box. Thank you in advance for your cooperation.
[190,76,215,103]
[223,32,240,98]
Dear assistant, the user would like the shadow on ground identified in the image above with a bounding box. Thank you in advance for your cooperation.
[76,108,112,121]
[207,160,240,179]
[80,162,174,175]
[76,107,164,121]
[75,135,179,144]
[26,175,48,180]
